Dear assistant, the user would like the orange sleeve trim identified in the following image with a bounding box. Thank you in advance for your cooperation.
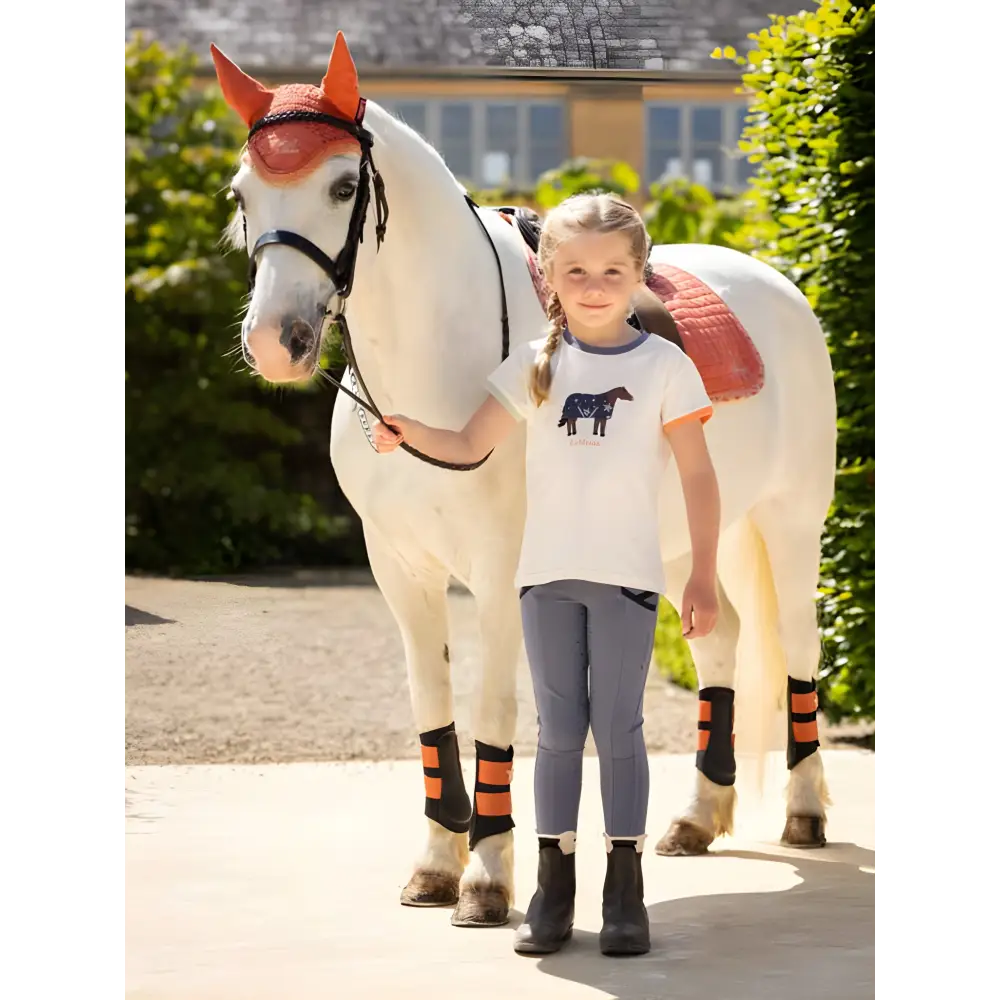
[663,405,713,434]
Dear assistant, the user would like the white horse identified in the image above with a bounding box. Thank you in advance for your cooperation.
[211,35,837,927]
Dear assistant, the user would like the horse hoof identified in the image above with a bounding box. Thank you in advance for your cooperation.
[450,886,510,927]
[655,819,713,856]
[781,815,827,848]
[400,871,460,907]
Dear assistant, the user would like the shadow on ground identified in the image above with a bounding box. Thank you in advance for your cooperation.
[125,606,176,627]
[528,843,874,1000]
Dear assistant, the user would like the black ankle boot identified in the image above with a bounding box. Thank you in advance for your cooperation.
[600,842,650,956]
[513,841,576,955]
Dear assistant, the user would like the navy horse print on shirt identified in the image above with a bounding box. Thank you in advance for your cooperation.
[557,386,634,437]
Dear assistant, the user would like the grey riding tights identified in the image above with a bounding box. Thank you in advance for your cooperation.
[519,578,659,837]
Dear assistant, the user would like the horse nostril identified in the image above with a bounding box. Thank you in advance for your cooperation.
[281,319,316,364]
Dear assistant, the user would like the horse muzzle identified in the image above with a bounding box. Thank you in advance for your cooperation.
[244,314,321,383]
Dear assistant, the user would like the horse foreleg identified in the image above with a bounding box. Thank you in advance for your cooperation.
[363,526,472,905]
[656,556,741,856]
[450,580,521,927]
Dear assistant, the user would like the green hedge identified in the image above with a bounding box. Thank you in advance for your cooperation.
[722,0,875,721]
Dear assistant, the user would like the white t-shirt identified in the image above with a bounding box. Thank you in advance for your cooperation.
[486,327,713,595]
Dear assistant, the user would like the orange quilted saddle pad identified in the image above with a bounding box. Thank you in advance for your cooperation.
[646,264,764,403]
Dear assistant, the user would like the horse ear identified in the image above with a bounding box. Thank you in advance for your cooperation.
[210,44,273,126]
[320,31,361,120]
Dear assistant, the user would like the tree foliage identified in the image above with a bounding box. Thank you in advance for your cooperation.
[126,35,346,574]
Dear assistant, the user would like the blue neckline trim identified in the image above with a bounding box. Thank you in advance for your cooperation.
[562,326,649,355]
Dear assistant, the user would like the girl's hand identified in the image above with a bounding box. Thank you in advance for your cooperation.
[371,397,517,464]
[681,574,719,640]
[373,414,412,453]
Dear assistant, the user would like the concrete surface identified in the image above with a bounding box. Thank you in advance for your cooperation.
[126,750,874,1000]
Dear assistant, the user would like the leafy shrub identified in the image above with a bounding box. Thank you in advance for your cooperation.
[719,0,875,721]
[125,34,347,575]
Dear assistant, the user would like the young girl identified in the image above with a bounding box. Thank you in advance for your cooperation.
[373,193,720,957]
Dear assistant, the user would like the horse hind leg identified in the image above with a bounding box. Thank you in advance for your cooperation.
[655,554,740,856]
[363,526,471,905]
[750,498,832,848]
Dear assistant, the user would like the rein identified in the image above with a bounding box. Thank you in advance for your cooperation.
[241,106,513,472]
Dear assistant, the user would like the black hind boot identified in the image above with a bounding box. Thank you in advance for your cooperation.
[513,835,576,955]
[600,838,650,956]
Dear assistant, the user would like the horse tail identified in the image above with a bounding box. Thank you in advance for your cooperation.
[718,517,788,798]
[557,416,567,427]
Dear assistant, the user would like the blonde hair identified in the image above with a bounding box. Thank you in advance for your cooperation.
[528,193,652,406]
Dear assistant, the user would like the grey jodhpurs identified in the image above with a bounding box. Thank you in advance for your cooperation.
[519,578,659,837]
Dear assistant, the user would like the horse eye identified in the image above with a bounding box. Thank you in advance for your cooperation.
[332,179,357,202]
[230,188,245,211]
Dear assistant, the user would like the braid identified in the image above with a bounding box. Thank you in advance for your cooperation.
[530,292,565,406]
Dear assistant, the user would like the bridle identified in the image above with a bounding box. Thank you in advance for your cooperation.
[240,103,511,472]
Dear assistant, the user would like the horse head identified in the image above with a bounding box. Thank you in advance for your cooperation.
[212,33,385,383]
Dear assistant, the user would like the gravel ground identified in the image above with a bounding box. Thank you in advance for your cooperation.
[125,573,870,765]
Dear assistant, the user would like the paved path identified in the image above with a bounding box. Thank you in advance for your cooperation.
[126,751,875,1000]
[126,575,874,998]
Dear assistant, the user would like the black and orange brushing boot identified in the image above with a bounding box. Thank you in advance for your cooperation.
[452,741,516,928]
[401,723,472,908]
[787,678,821,769]
[419,722,472,834]
[782,677,825,847]
[469,741,515,849]
[696,687,736,787]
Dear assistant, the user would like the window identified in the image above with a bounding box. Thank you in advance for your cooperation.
[691,107,724,189]
[393,101,427,136]
[484,104,518,185]
[647,106,683,183]
[645,102,757,192]
[734,106,758,186]
[528,104,565,179]
[380,98,567,187]
[440,103,473,181]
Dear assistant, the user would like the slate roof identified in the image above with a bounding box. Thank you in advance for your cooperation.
[125,0,812,76]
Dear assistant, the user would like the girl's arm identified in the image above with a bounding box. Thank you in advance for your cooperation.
[373,394,517,464]
[665,419,721,638]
